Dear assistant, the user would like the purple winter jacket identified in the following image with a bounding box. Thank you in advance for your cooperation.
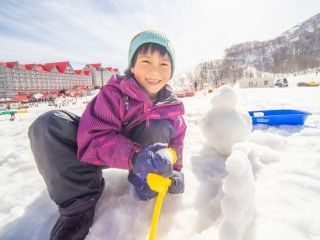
[77,75,186,171]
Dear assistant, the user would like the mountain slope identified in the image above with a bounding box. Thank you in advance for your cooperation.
[224,13,320,73]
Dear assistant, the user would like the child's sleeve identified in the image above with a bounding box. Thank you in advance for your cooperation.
[170,115,187,172]
[77,86,139,170]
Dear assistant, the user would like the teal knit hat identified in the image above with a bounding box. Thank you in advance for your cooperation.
[126,29,176,77]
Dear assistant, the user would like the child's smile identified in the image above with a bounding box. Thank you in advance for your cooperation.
[145,78,161,85]
[131,48,172,99]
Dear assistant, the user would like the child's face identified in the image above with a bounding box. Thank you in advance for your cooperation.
[131,48,172,99]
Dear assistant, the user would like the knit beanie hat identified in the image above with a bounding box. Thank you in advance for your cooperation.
[126,29,176,77]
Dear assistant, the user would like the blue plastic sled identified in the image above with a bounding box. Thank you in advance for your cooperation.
[248,109,311,125]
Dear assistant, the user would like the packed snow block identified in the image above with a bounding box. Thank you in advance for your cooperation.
[219,144,255,240]
[219,220,241,240]
[221,195,244,221]
[200,86,252,156]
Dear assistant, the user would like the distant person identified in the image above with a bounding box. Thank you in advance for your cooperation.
[194,80,198,91]
[28,29,186,240]
[9,112,15,121]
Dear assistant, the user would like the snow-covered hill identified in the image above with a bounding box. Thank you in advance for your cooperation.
[224,12,320,73]
[282,13,320,41]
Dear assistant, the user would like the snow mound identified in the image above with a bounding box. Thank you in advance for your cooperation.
[219,143,255,240]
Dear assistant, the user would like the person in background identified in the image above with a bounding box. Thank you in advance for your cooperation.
[194,80,198,91]
[28,29,186,240]
[9,111,15,121]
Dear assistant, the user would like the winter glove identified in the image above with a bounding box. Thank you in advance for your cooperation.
[132,143,173,179]
[128,171,157,201]
[129,143,178,201]
[168,171,185,194]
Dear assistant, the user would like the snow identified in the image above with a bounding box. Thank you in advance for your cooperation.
[1,82,320,240]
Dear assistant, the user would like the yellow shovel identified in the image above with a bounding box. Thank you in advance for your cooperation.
[146,148,177,240]
[147,173,172,240]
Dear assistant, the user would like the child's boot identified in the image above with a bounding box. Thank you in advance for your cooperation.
[50,208,95,240]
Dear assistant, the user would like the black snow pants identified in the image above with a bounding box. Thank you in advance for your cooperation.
[28,110,174,217]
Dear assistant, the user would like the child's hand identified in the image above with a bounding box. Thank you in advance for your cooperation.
[128,171,157,201]
[132,143,173,179]
[169,171,185,194]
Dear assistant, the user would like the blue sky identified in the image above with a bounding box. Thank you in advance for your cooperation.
[0,0,319,75]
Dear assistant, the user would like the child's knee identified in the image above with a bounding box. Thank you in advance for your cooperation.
[29,110,78,141]
[148,119,174,138]
[29,110,58,140]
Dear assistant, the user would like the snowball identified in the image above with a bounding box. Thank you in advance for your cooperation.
[211,86,238,110]
[232,143,251,155]
[226,151,249,175]
[222,175,245,196]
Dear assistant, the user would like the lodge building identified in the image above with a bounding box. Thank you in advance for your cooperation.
[0,61,118,98]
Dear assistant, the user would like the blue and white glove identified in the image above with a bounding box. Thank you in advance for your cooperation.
[129,143,177,201]
[128,171,157,201]
[169,171,185,194]
[128,169,185,200]
[132,143,173,179]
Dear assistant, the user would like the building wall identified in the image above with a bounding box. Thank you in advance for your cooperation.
[83,66,115,87]
[101,71,114,86]
[83,66,99,87]
[238,77,274,88]
[0,65,92,97]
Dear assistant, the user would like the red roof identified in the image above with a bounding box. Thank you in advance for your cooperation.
[54,61,71,73]
[87,63,102,70]
[6,61,18,68]
[36,64,47,72]
[74,69,91,75]
[105,67,119,73]
[83,70,91,75]
[43,63,56,72]
[42,61,71,73]
[19,64,29,71]
[25,64,36,71]
[1,60,116,75]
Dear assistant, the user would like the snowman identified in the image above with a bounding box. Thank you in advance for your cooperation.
[201,86,255,240]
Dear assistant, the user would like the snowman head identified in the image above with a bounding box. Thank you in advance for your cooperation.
[211,85,238,110]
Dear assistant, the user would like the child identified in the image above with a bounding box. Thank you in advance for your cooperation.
[28,29,186,240]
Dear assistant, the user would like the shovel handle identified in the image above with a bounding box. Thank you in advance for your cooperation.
[147,174,172,240]
[149,190,166,240]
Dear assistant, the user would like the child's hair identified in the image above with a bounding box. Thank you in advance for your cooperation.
[124,42,172,78]
[124,29,176,78]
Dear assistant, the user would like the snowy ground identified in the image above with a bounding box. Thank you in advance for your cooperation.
[0,86,320,240]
